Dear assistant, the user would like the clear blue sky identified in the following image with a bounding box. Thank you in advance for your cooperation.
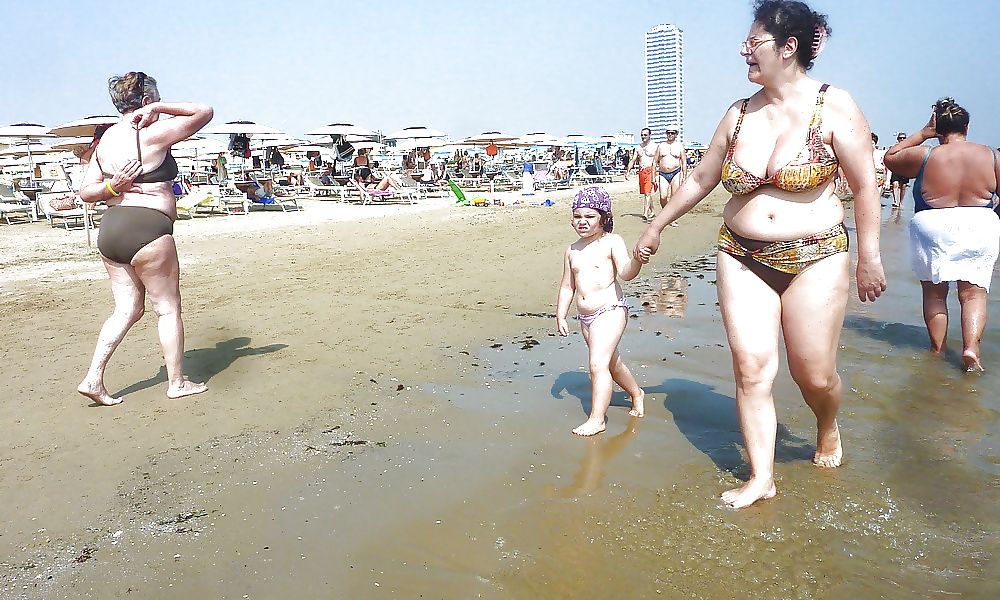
[2,0,997,146]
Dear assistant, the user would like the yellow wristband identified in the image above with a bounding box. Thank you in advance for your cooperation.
[106,181,120,197]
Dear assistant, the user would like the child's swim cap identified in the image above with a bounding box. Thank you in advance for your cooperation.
[572,186,613,232]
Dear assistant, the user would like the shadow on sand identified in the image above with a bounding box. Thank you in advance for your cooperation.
[110,337,287,399]
[844,314,927,350]
[551,372,812,480]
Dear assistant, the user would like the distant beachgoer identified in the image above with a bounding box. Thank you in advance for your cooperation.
[884,98,1000,372]
[654,127,688,223]
[871,133,888,194]
[215,153,227,183]
[361,173,404,192]
[77,71,213,405]
[634,0,886,508]
[889,132,909,208]
[353,148,373,182]
[625,127,658,220]
[556,186,647,436]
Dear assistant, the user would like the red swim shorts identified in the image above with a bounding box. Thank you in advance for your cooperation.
[638,166,656,194]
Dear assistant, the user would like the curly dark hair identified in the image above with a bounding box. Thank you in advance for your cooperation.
[753,1,830,71]
[933,97,969,136]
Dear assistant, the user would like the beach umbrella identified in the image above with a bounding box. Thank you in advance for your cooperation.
[461,131,517,145]
[50,137,96,154]
[512,132,561,147]
[201,121,283,136]
[48,115,119,138]
[0,123,57,182]
[305,123,375,137]
[285,144,329,154]
[0,143,61,157]
[385,126,447,140]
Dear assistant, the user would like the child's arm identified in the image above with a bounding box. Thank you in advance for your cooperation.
[612,235,644,281]
[555,247,575,336]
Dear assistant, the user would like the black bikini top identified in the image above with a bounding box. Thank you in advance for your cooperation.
[133,127,178,184]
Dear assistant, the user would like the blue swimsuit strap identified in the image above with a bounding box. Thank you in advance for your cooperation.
[991,148,998,209]
[912,147,934,213]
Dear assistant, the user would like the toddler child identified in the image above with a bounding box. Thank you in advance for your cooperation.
[556,186,647,436]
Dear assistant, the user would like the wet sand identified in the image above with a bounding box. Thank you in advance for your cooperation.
[2,191,997,598]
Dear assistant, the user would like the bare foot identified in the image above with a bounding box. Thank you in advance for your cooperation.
[628,391,645,418]
[721,477,776,509]
[166,379,208,400]
[813,419,843,468]
[77,380,123,406]
[963,350,984,373]
[572,418,606,436]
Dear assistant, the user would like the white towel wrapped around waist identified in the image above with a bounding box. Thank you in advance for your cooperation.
[909,206,1000,290]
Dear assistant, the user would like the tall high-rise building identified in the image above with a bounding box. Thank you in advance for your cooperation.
[645,24,684,141]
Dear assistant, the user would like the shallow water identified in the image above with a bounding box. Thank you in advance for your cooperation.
[51,203,999,599]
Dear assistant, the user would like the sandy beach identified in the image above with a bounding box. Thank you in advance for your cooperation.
[0,182,721,595]
[2,184,997,599]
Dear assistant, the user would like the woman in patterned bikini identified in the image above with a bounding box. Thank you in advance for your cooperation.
[635,0,886,508]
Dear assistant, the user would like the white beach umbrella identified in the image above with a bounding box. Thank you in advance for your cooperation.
[0,123,57,181]
[50,137,95,153]
[560,134,600,145]
[513,132,561,146]
[305,123,375,137]
[48,115,119,138]
[462,131,518,145]
[201,121,283,136]
[285,144,329,154]
[385,126,447,140]
[392,138,449,152]
[173,137,228,154]
[0,143,61,157]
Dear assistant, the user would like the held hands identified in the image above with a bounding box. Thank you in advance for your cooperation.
[633,230,660,263]
[556,316,570,337]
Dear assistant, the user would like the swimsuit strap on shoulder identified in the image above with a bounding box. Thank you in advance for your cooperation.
[135,126,142,163]
[809,84,831,128]
[728,99,750,156]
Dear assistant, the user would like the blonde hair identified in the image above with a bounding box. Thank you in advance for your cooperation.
[108,71,158,114]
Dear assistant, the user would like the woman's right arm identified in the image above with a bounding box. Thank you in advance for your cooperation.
[634,103,737,260]
[131,102,214,147]
[884,113,936,177]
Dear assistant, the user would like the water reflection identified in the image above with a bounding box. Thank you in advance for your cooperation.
[640,275,689,317]
[549,417,642,497]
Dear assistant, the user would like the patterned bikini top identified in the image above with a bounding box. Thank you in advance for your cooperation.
[721,83,839,196]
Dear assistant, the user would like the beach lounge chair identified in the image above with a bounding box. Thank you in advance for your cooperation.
[349,179,416,205]
[0,184,34,224]
[36,191,89,230]
[175,188,216,219]
[305,175,349,201]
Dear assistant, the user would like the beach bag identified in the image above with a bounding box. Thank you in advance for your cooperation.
[48,195,75,211]
[334,136,354,162]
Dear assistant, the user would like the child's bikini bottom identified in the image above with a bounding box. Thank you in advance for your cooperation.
[578,296,629,327]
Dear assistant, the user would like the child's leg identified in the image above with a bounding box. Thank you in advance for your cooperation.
[573,309,628,436]
[610,350,644,417]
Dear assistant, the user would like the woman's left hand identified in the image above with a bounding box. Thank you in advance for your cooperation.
[856,257,887,302]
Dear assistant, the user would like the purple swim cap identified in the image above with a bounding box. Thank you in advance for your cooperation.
[572,186,613,232]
